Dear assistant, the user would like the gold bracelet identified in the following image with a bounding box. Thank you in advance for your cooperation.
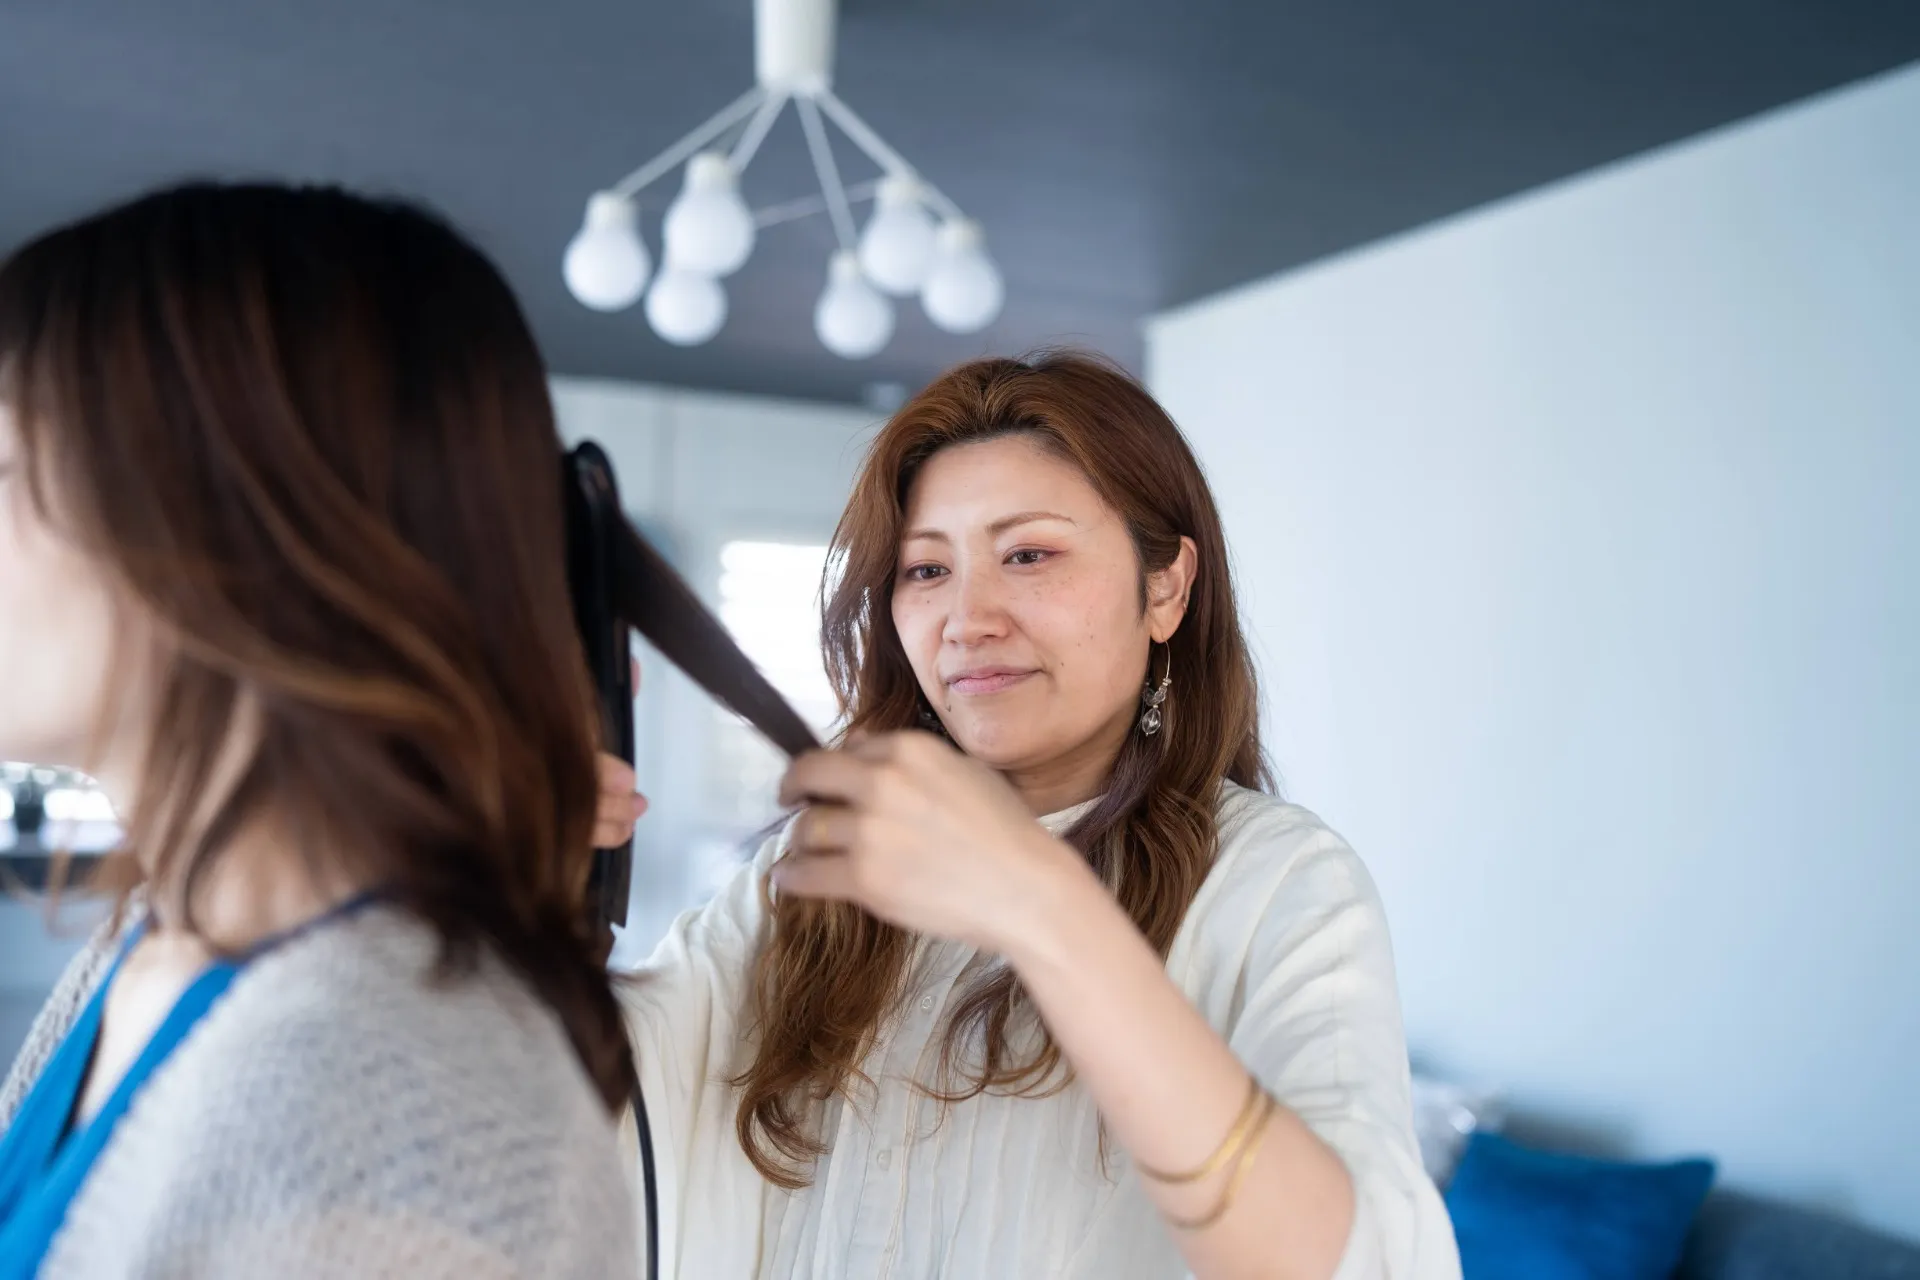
[1164,1090,1278,1232]
[1134,1074,1267,1185]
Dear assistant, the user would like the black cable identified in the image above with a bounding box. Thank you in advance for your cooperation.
[631,1079,660,1280]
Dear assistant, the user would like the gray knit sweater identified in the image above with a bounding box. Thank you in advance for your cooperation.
[0,906,637,1278]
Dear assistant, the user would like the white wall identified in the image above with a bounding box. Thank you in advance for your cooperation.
[1146,64,1920,1237]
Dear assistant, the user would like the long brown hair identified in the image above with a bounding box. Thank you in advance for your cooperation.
[0,183,633,1110]
[735,351,1272,1183]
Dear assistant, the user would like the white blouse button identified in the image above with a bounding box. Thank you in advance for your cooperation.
[876,1148,893,1170]
[919,995,934,1012]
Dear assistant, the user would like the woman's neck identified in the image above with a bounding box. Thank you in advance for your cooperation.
[144,811,372,951]
[114,709,373,948]
[1002,709,1132,818]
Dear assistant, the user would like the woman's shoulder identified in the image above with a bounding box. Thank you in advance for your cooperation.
[1194,783,1385,925]
[159,908,620,1164]
[89,907,633,1266]
[1173,785,1399,1020]
[1213,783,1362,869]
[226,907,607,1102]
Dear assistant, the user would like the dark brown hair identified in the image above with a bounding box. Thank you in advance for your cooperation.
[734,351,1271,1183]
[0,182,633,1109]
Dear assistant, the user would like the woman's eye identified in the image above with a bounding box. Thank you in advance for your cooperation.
[903,563,947,583]
[1006,548,1051,567]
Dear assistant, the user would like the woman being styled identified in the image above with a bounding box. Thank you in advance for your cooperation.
[610,353,1460,1279]
[0,184,636,1277]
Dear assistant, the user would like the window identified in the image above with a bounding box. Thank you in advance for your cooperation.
[717,541,838,726]
[1,763,120,886]
[704,540,838,831]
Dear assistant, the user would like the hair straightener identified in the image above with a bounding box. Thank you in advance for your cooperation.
[563,441,819,1280]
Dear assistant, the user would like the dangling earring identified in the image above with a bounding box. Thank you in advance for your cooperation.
[918,698,949,738]
[1139,645,1172,738]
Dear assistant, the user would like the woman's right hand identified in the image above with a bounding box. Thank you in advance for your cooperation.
[593,753,648,848]
[591,656,647,848]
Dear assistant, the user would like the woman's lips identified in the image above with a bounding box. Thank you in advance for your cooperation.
[946,669,1036,696]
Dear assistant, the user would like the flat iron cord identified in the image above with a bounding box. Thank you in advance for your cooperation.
[631,1076,659,1280]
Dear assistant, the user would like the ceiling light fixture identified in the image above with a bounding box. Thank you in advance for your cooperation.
[562,0,1003,359]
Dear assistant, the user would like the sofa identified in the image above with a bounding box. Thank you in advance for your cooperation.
[1677,1190,1920,1280]
[1413,1077,1920,1278]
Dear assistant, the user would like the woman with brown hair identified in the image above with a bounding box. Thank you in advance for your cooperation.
[615,353,1459,1278]
[0,184,635,1275]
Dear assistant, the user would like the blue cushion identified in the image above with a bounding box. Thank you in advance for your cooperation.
[1444,1132,1716,1280]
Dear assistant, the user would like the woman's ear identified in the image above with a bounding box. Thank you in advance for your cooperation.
[1146,536,1198,644]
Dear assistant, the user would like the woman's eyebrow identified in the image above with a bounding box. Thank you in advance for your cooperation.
[902,511,1078,542]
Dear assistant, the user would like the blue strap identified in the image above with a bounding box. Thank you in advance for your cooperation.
[0,959,241,1276]
[0,923,142,1228]
[0,890,386,1275]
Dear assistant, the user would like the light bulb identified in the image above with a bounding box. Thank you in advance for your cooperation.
[645,268,727,346]
[563,192,650,311]
[922,219,1004,334]
[857,175,937,296]
[814,251,894,360]
[662,152,756,278]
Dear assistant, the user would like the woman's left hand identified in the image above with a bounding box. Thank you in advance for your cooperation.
[774,731,1095,953]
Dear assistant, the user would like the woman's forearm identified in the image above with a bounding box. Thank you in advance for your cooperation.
[1000,846,1356,1280]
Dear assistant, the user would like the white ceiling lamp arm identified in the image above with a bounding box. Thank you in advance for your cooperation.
[751,180,879,230]
[611,86,766,199]
[814,89,963,223]
[789,41,895,362]
[795,94,858,251]
[730,91,791,173]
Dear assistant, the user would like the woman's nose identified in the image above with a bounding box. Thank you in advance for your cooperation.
[942,565,1011,645]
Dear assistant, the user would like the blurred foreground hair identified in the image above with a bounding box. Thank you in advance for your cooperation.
[0,182,632,1109]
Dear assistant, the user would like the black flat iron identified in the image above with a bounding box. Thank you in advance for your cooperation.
[562,440,819,1280]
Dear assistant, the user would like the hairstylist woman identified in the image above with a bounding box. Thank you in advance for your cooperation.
[0,184,635,1276]
[611,354,1459,1279]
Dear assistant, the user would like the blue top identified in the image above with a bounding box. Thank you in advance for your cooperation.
[0,892,382,1276]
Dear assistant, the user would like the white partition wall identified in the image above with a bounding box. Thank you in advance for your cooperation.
[1145,65,1920,1236]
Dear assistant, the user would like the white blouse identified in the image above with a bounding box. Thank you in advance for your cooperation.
[621,784,1460,1279]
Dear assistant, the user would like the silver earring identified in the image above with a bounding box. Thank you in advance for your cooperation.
[1139,648,1171,738]
[919,700,948,736]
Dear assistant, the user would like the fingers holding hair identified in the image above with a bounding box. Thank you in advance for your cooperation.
[778,747,883,810]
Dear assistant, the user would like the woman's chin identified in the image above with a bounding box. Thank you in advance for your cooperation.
[944,715,1059,772]
[944,717,1022,765]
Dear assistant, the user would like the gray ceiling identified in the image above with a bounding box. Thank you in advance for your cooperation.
[3,1,1916,405]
